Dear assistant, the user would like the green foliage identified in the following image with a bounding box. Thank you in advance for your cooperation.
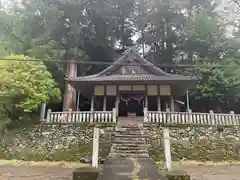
[182,10,226,60]
[0,0,239,113]
[0,55,61,115]
[181,57,240,112]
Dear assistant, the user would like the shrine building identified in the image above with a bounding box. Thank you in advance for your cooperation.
[66,48,197,117]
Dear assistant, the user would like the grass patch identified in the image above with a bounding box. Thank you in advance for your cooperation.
[0,159,88,168]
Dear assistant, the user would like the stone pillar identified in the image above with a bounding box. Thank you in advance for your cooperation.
[144,107,148,122]
[92,127,100,168]
[163,128,172,171]
[113,108,117,122]
[40,102,46,121]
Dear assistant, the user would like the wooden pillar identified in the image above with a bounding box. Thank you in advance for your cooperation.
[157,85,161,112]
[103,96,107,111]
[115,85,119,116]
[145,85,148,109]
[103,85,107,111]
[91,93,94,111]
[170,96,174,112]
[186,88,190,112]
[76,90,80,111]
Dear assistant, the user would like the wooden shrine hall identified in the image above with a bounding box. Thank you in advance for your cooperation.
[66,48,197,117]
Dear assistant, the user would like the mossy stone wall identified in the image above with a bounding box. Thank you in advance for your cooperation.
[144,125,240,162]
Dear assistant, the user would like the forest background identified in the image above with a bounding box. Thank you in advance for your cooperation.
[0,0,240,125]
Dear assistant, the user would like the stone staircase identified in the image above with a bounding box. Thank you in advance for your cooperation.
[109,124,150,157]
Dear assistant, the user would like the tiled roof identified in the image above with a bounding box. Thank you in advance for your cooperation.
[69,74,196,82]
[96,48,170,76]
[66,48,197,83]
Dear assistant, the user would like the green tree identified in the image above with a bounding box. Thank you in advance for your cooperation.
[0,55,61,119]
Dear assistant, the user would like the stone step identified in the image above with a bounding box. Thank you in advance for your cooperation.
[112,143,149,148]
[109,152,149,158]
[112,138,146,144]
[114,132,144,136]
[114,134,148,138]
[115,129,143,133]
[112,146,148,151]
[118,125,141,129]
[111,149,148,154]
[115,128,141,132]
[115,127,141,131]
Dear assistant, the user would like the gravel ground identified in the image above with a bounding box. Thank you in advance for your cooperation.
[0,165,73,180]
[183,164,240,180]
[1,161,240,180]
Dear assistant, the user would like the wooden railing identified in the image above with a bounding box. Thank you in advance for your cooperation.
[144,108,240,126]
[44,108,117,124]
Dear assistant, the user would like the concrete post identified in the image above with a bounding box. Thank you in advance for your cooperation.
[40,102,46,121]
[188,109,192,123]
[230,111,235,125]
[92,127,100,168]
[163,128,172,171]
[46,109,52,123]
[113,108,117,123]
[144,107,148,122]
[209,110,215,125]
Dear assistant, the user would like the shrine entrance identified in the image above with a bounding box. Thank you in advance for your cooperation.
[119,92,144,117]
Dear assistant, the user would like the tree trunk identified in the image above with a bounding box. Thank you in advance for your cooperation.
[63,59,77,111]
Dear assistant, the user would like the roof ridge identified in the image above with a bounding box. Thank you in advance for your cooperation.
[130,48,171,76]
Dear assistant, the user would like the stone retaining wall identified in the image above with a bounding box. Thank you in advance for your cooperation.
[0,124,115,161]
[144,125,240,161]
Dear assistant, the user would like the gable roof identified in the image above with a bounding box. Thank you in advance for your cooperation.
[96,48,169,76]
[66,48,197,83]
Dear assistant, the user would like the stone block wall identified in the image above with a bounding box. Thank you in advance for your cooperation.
[144,124,240,161]
[0,124,115,161]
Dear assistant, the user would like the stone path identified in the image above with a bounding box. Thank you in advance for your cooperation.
[97,157,165,180]
[1,163,240,179]
[101,117,166,179]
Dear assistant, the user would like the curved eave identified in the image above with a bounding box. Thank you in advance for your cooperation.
[65,76,197,88]
[65,74,197,83]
